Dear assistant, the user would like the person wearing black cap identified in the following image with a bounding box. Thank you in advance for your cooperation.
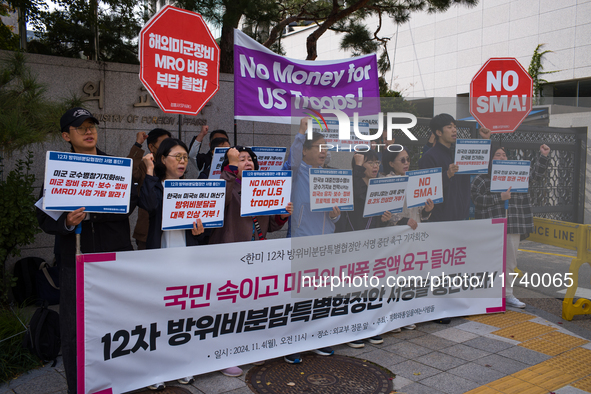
[36,108,136,394]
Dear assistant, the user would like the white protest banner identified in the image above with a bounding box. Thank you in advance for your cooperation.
[43,151,132,213]
[309,168,354,212]
[455,139,491,174]
[405,168,443,209]
[78,219,506,394]
[241,170,292,216]
[161,180,226,229]
[490,160,531,192]
[208,147,229,179]
[251,147,286,171]
[363,176,408,217]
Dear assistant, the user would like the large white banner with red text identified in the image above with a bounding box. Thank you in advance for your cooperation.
[77,219,506,394]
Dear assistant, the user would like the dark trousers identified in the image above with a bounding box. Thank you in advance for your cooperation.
[60,256,77,394]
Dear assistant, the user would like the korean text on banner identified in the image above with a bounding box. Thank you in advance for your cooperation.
[251,147,287,171]
[455,139,491,174]
[405,168,443,208]
[490,160,531,192]
[43,151,132,213]
[78,219,506,394]
[309,168,354,212]
[241,170,292,216]
[233,29,379,124]
[208,147,229,179]
[162,180,226,229]
[363,176,408,217]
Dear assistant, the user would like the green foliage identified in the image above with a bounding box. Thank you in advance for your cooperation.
[528,44,557,105]
[0,152,39,306]
[20,0,146,63]
[0,52,66,153]
[0,307,42,383]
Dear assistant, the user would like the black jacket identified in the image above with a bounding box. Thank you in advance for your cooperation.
[36,148,136,263]
[139,174,205,249]
[418,141,471,222]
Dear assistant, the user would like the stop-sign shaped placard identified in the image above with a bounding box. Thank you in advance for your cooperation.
[139,5,220,115]
[470,58,533,133]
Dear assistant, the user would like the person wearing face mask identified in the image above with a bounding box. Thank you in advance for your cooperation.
[471,143,551,309]
[209,146,293,245]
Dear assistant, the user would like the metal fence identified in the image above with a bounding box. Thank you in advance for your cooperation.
[397,119,587,223]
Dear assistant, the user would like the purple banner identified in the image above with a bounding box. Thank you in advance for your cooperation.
[234,29,379,124]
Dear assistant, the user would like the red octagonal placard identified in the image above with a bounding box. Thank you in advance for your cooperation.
[470,58,533,133]
[139,5,220,115]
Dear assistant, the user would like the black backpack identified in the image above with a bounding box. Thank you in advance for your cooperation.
[12,257,45,306]
[12,257,60,306]
[22,302,61,365]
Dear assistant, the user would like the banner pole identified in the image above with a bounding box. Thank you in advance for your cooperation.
[234,118,237,146]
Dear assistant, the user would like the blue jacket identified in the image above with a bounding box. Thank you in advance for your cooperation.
[418,141,470,222]
[286,133,339,237]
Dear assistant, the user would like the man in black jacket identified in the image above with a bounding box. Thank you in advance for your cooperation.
[36,108,136,394]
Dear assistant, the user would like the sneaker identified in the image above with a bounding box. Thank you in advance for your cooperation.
[434,318,451,324]
[312,347,334,356]
[347,340,365,348]
[367,335,383,345]
[506,295,526,308]
[514,267,524,278]
[177,376,194,384]
[253,361,265,366]
[391,327,402,333]
[403,324,416,330]
[284,353,302,364]
[148,382,165,391]
[221,366,243,377]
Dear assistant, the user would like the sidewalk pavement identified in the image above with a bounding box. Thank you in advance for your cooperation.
[3,302,591,394]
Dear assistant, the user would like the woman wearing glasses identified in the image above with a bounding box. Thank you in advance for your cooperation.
[382,147,434,230]
[139,138,205,251]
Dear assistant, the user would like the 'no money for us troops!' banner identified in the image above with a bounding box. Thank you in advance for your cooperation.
[78,219,506,394]
[233,29,379,123]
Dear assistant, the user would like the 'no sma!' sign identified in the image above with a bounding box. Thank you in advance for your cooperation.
[470,58,533,133]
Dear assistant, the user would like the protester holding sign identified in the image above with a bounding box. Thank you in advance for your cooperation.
[128,128,172,250]
[208,146,292,376]
[470,143,550,308]
[335,150,389,348]
[418,114,490,222]
[289,117,341,237]
[383,147,434,229]
[139,138,206,249]
[137,138,204,389]
[209,146,292,243]
[36,108,137,394]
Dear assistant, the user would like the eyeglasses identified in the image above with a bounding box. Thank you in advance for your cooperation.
[365,161,380,167]
[73,125,97,135]
[166,154,189,162]
[397,157,411,164]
